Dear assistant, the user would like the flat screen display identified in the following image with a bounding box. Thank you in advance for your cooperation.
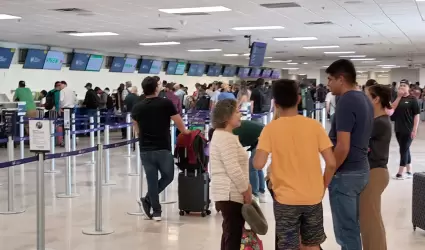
[196,64,206,76]
[149,60,162,74]
[261,69,272,78]
[271,70,281,79]
[70,53,90,71]
[139,59,153,74]
[43,51,64,70]
[166,61,177,74]
[109,57,125,72]
[249,42,267,67]
[122,58,138,73]
[23,49,47,69]
[223,66,236,77]
[208,65,222,76]
[250,68,261,78]
[188,64,198,76]
[175,62,186,75]
[0,48,15,69]
[86,54,104,71]
[238,67,250,78]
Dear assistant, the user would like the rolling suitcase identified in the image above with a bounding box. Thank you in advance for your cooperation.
[178,170,211,217]
[412,172,425,231]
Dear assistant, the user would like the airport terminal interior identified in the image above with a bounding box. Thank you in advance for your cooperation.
[2,0,425,249]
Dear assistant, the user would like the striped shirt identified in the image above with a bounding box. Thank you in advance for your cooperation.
[210,130,249,204]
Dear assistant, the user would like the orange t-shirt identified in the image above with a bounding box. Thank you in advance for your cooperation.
[257,115,333,205]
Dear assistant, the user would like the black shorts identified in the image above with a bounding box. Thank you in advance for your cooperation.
[274,201,326,249]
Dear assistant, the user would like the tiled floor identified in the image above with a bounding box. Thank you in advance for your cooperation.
[1,128,425,250]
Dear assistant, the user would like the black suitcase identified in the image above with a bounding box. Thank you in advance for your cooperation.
[178,170,211,217]
[412,172,425,231]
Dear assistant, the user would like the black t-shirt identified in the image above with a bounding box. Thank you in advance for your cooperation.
[393,96,420,134]
[369,115,392,169]
[131,97,177,152]
[250,87,262,114]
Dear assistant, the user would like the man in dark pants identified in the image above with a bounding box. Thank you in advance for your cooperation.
[132,76,188,221]
[83,83,99,127]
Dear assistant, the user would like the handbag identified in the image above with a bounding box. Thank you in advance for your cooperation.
[240,229,263,250]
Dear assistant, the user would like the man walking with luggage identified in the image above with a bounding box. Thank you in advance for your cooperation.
[132,76,189,221]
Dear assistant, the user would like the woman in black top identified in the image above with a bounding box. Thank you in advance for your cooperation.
[360,84,392,250]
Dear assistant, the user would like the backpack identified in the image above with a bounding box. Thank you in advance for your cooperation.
[45,90,57,110]
[259,88,272,113]
[106,94,114,109]
[175,130,208,172]
[195,95,210,110]
[316,87,326,103]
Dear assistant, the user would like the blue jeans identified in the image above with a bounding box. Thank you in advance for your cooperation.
[329,170,369,250]
[249,148,265,196]
[140,150,175,215]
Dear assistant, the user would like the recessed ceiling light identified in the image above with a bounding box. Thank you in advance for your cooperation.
[159,6,231,14]
[139,41,180,46]
[322,66,329,68]
[381,66,400,69]
[298,73,307,75]
[0,14,22,20]
[282,68,299,70]
[303,62,308,65]
[274,37,317,41]
[361,61,382,63]
[232,26,284,31]
[269,60,292,63]
[416,0,425,2]
[339,55,367,58]
[350,58,376,61]
[243,53,250,56]
[377,64,397,67]
[264,57,273,59]
[324,51,355,54]
[223,54,239,57]
[303,45,340,49]
[69,32,119,37]
[188,49,222,52]
[287,62,298,65]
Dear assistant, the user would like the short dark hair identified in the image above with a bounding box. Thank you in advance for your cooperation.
[256,78,265,87]
[94,87,100,92]
[365,79,377,87]
[272,79,299,109]
[368,84,392,109]
[152,76,160,83]
[41,90,47,97]
[54,81,60,87]
[392,82,397,87]
[105,87,110,91]
[61,81,67,86]
[325,59,356,84]
[141,76,158,95]
[19,81,25,87]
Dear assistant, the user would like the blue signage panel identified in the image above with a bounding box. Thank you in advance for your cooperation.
[249,42,267,67]
[122,58,138,73]
[0,48,15,69]
[271,70,281,79]
[86,54,104,71]
[238,67,250,78]
[149,60,162,74]
[110,57,125,72]
[23,49,47,69]
[175,62,186,75]
[261,69,272,78]
[196,64,206,76]
[166,61,177,75]
[70,53,90,71]
[139,59,153,73]
[250,68,261,78]
[188,64,198,76]
[43,51,64,70]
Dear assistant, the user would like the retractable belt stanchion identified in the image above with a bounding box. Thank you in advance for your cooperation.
[71,112,77,171]
[103,124,115,186]
[57,108,79,198]
[321,108,327,129]
[127,141,144,216]
[89,116,95,164]
[302,109,307,117]
[128,138,141,176]
[262,113,268,125]
[170,121,175,155]
[19,115,24,159]
[83,144,114,235]
[204,118,210,140]
[160,121,177,205]
[126,113,131,157]
[96,110,101,145]
[45,111,58,173]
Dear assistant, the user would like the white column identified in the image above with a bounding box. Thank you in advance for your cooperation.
[368,71,376,79]
[420,68,425,88]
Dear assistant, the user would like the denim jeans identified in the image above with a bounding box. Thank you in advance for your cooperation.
[329,170,369,250]
[140,150,175,215]
[249,147,265,196]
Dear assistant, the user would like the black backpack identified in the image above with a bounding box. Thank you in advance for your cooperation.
[45,90,57,110]
[317,87,326,103]
[259,88,272,113]
[195,95,211,110]
[106,94,114,109]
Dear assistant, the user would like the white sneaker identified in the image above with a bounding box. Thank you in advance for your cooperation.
[259,193,267,203]
[252,196,260,204]
[153,216,162,222]
[406,172,413,179]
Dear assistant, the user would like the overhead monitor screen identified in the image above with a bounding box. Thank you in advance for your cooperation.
[271,70,281,79]
[188,64,198,76]
[86,54,104,71]
[70,53,90,71]
[109,57,125,72]
[23,49,47,69]
[249,42,267,67]
[175,62,186,75]
[43,51,64,70]
[139,59,153,74]
[122,58,138,73]
[250,68,261,78]
[223,66,236,76]
[196,64,206,76]
[0,48,15,69]
[208,65,222,76]
[166,61,177,74]
[149,60,162,74]
[238,67,250,78]
[261,69,272,78]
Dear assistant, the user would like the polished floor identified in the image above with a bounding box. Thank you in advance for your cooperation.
[1,127,425,250]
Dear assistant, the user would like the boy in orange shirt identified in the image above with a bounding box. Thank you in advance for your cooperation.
[254,79,336,250]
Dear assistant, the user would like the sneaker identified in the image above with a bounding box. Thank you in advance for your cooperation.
[406,172,413,179]
[259,193,267,203]
[152,212,162,222]
[394,173,405,180]
[138,197,152,219]
[252,195,260,204]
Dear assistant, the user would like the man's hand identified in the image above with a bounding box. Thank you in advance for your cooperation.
[411,130,417,140]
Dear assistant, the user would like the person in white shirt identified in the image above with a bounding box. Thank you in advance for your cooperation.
[59,81,76,109]
[325,90,336,122]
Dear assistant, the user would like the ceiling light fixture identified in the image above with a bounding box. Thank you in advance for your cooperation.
[0,14,22,20]
[324,51,355,54]
[339,55,366,58]
[69,32,119,37]
[381,66,400,69]
[264,57,273,59]
[159,6,231,14]
[361,61,382,63]
[377,64,397,67]
[350,58,376,61]
[282,68,299,70]
[187,49,222,52]
[139,41,180,46]
[232,26,284,31]
[298,73,307,75]
[287,62,299,65]
[303,62,308,65]
[223,54,239,57]
[269,60,292,63]
[303,45,340,49]
[274,37,317,41]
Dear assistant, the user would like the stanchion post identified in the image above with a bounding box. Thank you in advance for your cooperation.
[19,115,24,159]
[45,118,58,173]
[126,113,131,157]
[129,139,141,176]
[71,112,76,171]
[127,141,145,216]
[97,109,101,145]
[205,118,210,140]
[103,124,115,185]
[0,136,25,214]
[83,144,114,235]
[321,107,327,129]
[302,109,307,117]
[36,153,47,249]
[90,116,95,164]
[262,113,268,125]
[170,121,176,155]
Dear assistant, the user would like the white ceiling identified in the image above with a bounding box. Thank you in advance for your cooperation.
[1,0,425,71]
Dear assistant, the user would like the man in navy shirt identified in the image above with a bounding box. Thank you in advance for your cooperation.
[326,59,374,250]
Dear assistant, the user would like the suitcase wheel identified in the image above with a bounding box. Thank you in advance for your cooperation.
[413,225,416,231]
[201,212,206,217]
[206,210,211,215]
[179,210,185,216]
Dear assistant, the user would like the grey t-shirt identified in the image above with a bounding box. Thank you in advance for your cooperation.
[329,90,374,172]
[368,115,392,169]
